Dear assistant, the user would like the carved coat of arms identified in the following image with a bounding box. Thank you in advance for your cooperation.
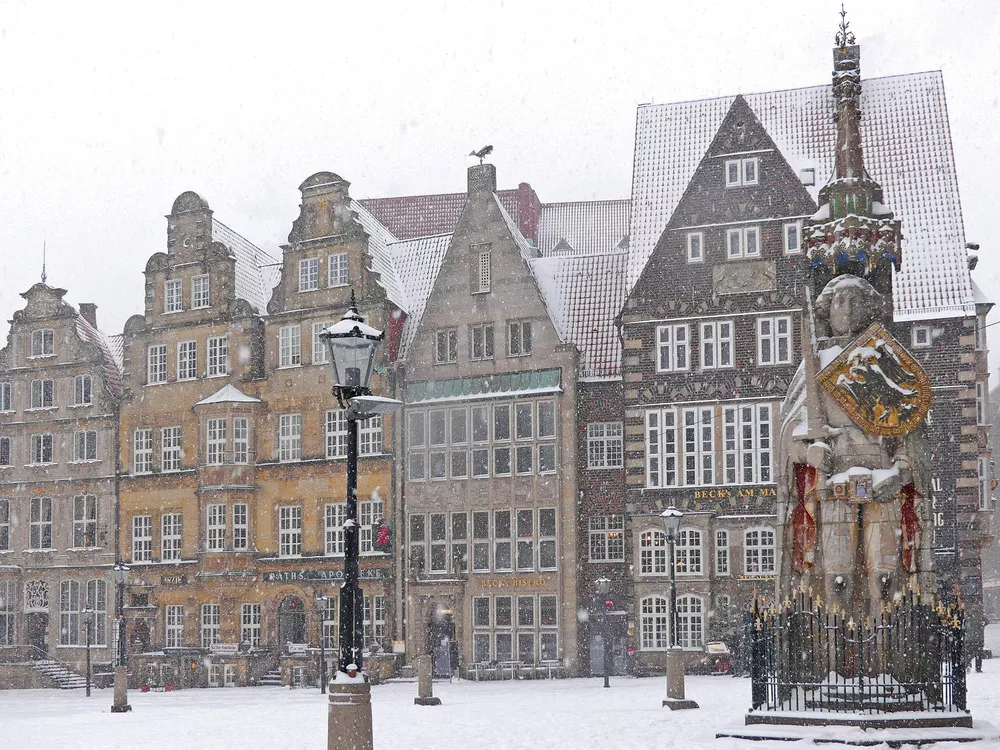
[816,322,931,436]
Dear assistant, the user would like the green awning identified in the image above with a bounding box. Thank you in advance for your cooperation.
[407,368,562,404]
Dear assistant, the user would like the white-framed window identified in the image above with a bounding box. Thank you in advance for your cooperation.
[726,226,761,259]
[206,504,226,551]
[645,409,674,488]
[328,252,349,288]
[30,433,54,465]
[507,320,532,357]
[298,257,319,292]
[132,515,152,562]
[700,320,733,370]
[201,604,220,648]
[640,529,667,575]
[686,231,704,262]
[233,503,248,551]
[715,529,730,576]
[676,529,702,575]
[722,403,773,484]
[162,513,182,561]
[133,429,152,474]
[164,278,183,313]
[640,596,670,650]
[87,579,108,646]
[72,494,97,548]
[587,422,623,469]
[325,410,347,459]
[73,430,98,462]
[279,505,302,557]
[744,527,776,576]
[979,457,995,511]
[0,498,9,552]
[758,316,792,365]
[725,157,759,187]
[676,595,705,649]
[30,328,54,357]
[0,382,10,412]
[161,426,182,471]
[783,221,802,254]
[60,580,81,646]
[360,499,385,554]
[165,605,184,648]
[588,516,624,562]
[682,407,714,486]
[0,437,10,467]
[0,580,13,643]
[363,595,386,646]
[278,414,302,462]
[912,325,930,348]
[233,418,249,464]
[321,597,337,649]
[435,329,457,364]
[73,374,92,405]
[976,381,988,426]
[471,323,494,360]
[206,418,227,465]
[656,324,689,372]
[475,245,491,293]
[147,344,168,384]
[29,379,54,409]
[177,340,197,381]
[241,603,261,647]
[29,497,52,549]
[192,275,210,309]
[207,336,228,376]
[279,325,301,368]
[312,322,334,365]
[325,502,345,556]
[359,415,383,457]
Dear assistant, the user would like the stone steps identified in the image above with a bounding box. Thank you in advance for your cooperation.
[32,659,87,689]
[257,669,283,686]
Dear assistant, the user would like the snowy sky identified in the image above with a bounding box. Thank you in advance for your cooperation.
[0,0,997,366]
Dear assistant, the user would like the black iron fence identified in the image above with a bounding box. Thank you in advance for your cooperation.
[748,588,966,715]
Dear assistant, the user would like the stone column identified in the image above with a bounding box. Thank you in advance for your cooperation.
[414,654,441,706]
[662,648,698,710]
[328,681,373,750]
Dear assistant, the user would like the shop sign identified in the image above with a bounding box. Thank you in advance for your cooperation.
[479,577,547,588]
[691,486,777,500]
[161,575,187,585]
[262,568,388,583]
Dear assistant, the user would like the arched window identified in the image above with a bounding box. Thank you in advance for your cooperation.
[639,530,667,575]
[745,527,776,575]
[676,528,702,575]
[640,596,669,650]
[676,595,705,648]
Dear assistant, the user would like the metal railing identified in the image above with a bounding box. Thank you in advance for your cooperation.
[748,588,966,715]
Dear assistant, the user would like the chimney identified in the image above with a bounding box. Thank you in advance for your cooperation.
[468,164,497,197]
[79,303,98,329]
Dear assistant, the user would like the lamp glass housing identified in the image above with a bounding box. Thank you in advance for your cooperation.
[660,506,683,540]
[321,309,384,392]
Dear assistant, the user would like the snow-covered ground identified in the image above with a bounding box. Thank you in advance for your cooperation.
[6,639,1000,750]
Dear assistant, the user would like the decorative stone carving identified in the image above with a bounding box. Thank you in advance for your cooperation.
[712,261,777,295]
[24,580,49,611]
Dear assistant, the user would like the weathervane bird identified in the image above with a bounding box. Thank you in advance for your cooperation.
[470,145,493,164]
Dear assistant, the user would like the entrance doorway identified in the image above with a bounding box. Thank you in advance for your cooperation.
[25,612,48,653]
[427,606,455,677]
[278,596,306,648]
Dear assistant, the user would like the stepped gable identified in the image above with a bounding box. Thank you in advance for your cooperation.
[629,72,973,320]
[537,199,630,257]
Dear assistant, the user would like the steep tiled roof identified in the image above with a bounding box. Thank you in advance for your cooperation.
[538,200,630,256]
[629,72,974,320]
[388,233,453,358]
[349,200,405,311]
[75,315,123,398]
[359,190,524,240]
[529,252,629,379]
[211,219,281,313]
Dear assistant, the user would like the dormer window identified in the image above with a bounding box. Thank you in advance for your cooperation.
[192,275,210,309]
[30,329,54,358]
[299,258,319,292]
[164,279,183,313]
[725,158,759,188]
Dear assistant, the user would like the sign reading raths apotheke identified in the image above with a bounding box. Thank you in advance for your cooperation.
[263,568,389,583]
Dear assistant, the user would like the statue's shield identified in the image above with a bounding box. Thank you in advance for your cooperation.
[816,322,931,437]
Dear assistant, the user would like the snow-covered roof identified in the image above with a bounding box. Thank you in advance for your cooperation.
[629,71,974,320]
[196,384,261,406]
[349,200,405,311]
[359,189,527,241]
[387,233,452,359]
[537,200,630,257]
[211,219,281,314]
[529,252,629,379]
[75,315,123,398]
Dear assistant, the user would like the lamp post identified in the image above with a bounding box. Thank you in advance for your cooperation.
[316,592,329,694]
[660,506,697,710]
[320,291,401,750]
[596,576,612,688]
[82,607,94,697]
[111,562,131,713]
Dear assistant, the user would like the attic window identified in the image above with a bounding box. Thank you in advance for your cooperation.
[799,168,816,186]
[725,158,759,187]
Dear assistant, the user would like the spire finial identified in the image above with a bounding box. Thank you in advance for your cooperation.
[836,4,856,48]
[41,241,47,284]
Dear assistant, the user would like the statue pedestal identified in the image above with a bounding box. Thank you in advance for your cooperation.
[661,648,698,710]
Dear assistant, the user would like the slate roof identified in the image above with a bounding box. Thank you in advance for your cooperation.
[211,219,281,313]
[350,200,406,311]
[629,71,974,320]
[75,315,123,398]
[537,200,630,256]
[359,190,525,241]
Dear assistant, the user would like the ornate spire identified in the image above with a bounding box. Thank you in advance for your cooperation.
[41,241,47,284]
[835,4,856,48]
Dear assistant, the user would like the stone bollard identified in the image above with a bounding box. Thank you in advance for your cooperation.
[662,648,698,710]
[414,654,441,706]
[328,669,373,750]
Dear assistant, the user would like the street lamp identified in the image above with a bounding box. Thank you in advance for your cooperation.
[111,562,131,713]
[660,507,697,710]
[596,576,612,689]
[316,592,329,694]
[82,607,94,697]
[320,291,400,750]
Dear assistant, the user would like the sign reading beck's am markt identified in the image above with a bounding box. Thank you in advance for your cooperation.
[263,568,389,583]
